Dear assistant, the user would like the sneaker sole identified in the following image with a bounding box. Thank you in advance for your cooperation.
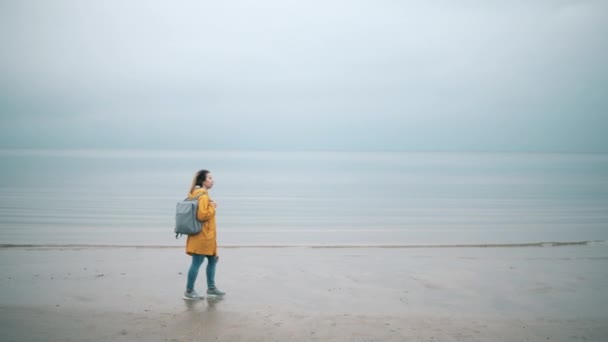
[182,296,204,301]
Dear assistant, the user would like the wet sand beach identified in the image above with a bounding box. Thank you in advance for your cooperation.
[1,244,607,341]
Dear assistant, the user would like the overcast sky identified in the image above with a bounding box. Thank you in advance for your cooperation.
[0,0,606,152]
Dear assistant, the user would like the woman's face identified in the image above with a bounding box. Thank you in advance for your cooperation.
[204,173,214,189]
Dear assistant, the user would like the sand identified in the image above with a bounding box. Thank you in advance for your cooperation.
[1,244,607,341]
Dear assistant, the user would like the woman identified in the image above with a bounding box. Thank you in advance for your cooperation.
[183,169,226,300]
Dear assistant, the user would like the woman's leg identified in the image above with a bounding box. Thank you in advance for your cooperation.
[205,255,217,289]
[186,254,205,291]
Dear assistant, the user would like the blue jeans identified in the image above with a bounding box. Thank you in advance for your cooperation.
[186,254,217,291]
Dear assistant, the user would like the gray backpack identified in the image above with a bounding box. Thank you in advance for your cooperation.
[174,193,205,238]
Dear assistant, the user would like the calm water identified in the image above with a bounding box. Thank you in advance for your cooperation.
[0,149,607,246]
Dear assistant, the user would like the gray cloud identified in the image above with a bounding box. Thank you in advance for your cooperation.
[1,0,607,151]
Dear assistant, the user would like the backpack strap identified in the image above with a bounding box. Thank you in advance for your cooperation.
[184,192,205,201]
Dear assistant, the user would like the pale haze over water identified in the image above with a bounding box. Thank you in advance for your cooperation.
[1,1,607,152]
[1,2,607,247]
[0,149,606,246]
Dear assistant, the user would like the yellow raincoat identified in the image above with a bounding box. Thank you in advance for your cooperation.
[185,188,217,256]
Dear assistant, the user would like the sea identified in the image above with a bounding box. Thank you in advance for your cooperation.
[0,149,607,247]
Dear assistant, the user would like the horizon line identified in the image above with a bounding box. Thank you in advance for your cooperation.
[0,147,607,155]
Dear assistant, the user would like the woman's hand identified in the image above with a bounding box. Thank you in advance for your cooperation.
[210,200,217,208]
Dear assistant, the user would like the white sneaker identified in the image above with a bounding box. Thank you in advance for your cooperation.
[206,288,226,296]
[183,289,203,300]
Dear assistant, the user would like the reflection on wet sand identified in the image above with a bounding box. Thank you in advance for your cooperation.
[182,295,225,312]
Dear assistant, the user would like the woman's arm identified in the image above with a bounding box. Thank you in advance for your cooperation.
[196,195,216,221]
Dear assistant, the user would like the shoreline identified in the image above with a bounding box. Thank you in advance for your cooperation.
[1,239,605,250]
